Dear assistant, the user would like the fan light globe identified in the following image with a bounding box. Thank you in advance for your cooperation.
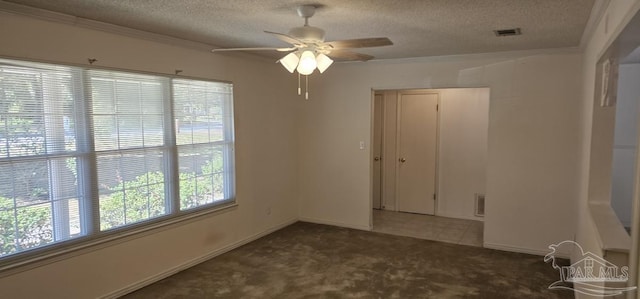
[316,54,333,73]
[279,52,300,73]
[296,51,317,75]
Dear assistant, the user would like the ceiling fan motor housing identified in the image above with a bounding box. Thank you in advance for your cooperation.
[297,5,316,18]
[288,26,326,43]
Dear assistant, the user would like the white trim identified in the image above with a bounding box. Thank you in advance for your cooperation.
[394,92,402,212]
[99,217,298,299]
[360,47,582,65]
[369,90,375,227]
[0,2,214,52]
[0,3,273,64]
[299,217,371,231]
[484,242,570,259]
[589,202,631,252]
[0,1,272,63]
[0,202,239,277]
[593,1,640,64]
[435,212,484,222]
[579,0,612,49]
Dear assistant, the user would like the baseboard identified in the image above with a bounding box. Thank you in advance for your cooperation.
[435,212,484,222]
[484,242,570,259]
[299,217,371,231]
[100,217,298,299]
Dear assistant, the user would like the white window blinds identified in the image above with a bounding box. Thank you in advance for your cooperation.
[0,61,85,256]
[0,58,235,261]
[88,70,171,230]
[173,79,235,210]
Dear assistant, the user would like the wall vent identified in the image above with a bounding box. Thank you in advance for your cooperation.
[493,28,522,37]
[474,193,485,217]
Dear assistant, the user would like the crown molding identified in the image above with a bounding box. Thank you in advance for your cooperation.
[580,0,611,49]
[360,46,582,65]
[0,1,217,53]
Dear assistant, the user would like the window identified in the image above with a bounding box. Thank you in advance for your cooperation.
[90,71,170,230]
[0,62,84,256]
[0,58,235,261]
[173,79,234,210]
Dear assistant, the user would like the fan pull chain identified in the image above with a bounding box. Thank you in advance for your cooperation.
[305,75,309,100]
[297,73,301,96]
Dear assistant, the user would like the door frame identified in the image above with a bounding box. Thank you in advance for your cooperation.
[394,89,441,215]
[372,91,385,210]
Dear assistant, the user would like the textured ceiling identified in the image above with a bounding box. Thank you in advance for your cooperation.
[2,0,595,60]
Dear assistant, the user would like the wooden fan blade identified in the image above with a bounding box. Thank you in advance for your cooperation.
[326,37,393,49]
[212,47,295,52]
[264,31,304,46]
[327,50,374,62]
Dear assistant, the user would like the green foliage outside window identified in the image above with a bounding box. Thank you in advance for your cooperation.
[0,154,223,256]
[0,197,52,256]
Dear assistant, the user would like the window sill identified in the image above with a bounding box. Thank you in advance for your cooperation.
[0,201,238,278]
[589,201,631,254]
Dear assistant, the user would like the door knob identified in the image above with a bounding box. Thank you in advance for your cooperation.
[399,158,406,163]
[374,157,380,161]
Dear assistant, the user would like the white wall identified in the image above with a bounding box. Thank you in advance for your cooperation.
[0,11,298,298]
[298,49,583,255]
[437,88,489,220]
[611,64,640,228]
[576,1,640,298]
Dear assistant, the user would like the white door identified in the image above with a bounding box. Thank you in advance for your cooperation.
[373,93,384,210]
[397,92,438,214]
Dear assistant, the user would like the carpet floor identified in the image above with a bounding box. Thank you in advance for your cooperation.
[123,222,572,298]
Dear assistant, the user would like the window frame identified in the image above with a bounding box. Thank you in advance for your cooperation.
[0,57,237,273]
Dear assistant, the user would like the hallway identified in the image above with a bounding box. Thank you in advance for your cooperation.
[372,210,483,247]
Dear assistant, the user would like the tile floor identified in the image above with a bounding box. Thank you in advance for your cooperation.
[372,209,484,247]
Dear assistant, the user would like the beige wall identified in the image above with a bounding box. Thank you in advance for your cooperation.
[5,1,640,297]
[437,88,489,220]
[298,50,583,255]
[0,11,298,298]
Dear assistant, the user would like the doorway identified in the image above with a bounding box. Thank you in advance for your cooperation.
[372,88,489,216]
[372,90,439,215]
[371,88,489,242]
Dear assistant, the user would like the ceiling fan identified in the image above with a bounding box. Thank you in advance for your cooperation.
[211,5,393,98]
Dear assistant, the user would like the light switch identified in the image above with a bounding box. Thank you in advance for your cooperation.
[359,141,365,150]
